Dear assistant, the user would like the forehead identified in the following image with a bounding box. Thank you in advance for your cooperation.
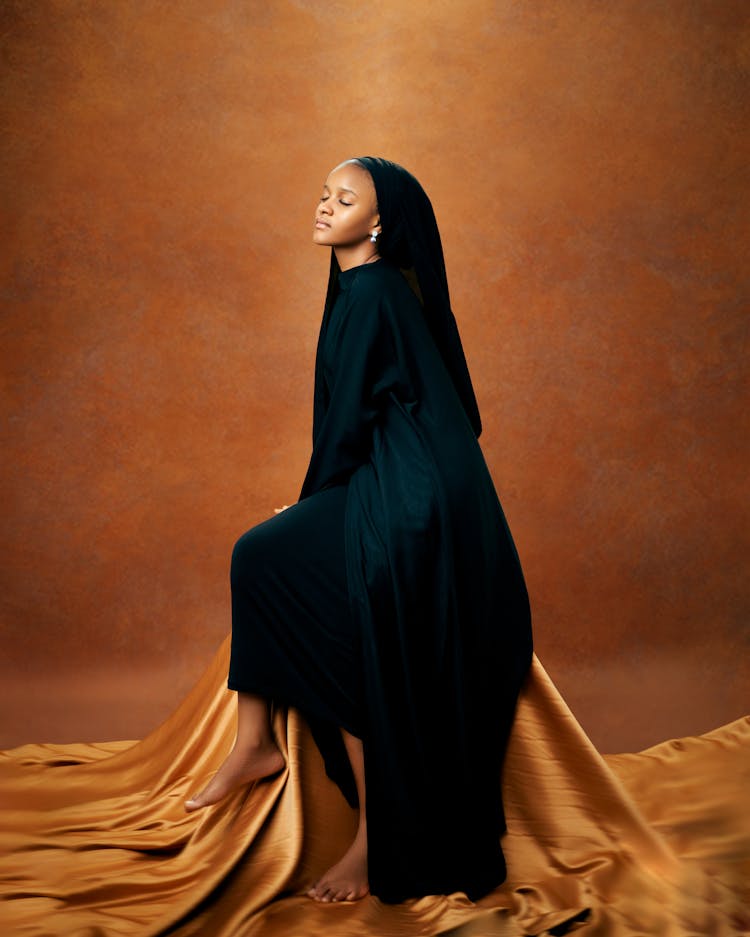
[324,161,375,197]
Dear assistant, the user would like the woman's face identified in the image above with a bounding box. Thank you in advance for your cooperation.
[313,161,380,248]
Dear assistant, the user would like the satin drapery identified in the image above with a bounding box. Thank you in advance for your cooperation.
[1,639,748,935]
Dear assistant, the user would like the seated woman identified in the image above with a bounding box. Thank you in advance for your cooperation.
[185,157,534,906]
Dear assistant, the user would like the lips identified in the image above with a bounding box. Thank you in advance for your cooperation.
[315,217,330,228]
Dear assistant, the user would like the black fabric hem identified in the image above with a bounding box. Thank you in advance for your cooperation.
[225,678,363,741]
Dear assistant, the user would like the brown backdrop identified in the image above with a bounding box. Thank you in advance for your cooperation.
[2,0,748,753]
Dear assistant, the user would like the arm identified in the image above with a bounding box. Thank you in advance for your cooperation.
[299,289,408,499]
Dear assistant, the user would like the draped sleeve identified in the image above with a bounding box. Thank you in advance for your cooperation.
[299,271,414,500]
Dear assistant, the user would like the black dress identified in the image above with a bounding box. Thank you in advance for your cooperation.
[229,259,533,903]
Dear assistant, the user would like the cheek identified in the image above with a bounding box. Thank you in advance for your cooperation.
[337,215,359,237]
[351,210,371,233]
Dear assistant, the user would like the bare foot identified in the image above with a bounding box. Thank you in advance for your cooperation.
[184,741,285,812]
[307,826,369,903]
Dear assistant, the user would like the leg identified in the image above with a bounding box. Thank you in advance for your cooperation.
[307,729,370,902]
[184,691,285,812]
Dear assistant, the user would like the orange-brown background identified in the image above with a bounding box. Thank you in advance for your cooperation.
[2,1,748,753]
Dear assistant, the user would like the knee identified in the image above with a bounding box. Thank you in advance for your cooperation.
[230,530,263,587]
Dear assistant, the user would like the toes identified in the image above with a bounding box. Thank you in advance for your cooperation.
[312,883,356,903]
[316,884,337,903]
[306,875,368,903]
[307,881,330,901]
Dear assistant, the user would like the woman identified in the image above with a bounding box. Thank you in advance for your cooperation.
[185,157,533,905]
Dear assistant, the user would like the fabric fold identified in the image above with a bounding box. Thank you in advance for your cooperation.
[1,639,748,935]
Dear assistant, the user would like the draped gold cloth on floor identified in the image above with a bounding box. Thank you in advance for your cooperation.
[1,639,748,936]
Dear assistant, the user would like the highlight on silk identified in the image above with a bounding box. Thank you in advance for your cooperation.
[1,3,748,936]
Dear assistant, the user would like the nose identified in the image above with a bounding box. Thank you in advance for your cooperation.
[319,200,332,215]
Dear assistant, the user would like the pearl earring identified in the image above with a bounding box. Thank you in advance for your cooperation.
[370,230,379,243]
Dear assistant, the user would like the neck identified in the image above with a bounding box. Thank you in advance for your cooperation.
[334,244,381,271]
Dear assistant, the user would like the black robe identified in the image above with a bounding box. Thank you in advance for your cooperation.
[298,259,532,902]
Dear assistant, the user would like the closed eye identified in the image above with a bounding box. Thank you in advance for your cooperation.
[319,194,353,206]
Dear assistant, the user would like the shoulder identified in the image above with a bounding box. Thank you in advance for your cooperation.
[332,263,425,356]
[347,260,410,292]
[343,262,421,319]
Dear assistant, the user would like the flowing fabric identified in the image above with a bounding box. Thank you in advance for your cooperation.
[297,258,532,901]
[1,638,748,936]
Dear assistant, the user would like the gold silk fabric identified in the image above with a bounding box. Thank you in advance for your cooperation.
[1,640,748,935]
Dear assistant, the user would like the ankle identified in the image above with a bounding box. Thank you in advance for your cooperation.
[233,733,278,754]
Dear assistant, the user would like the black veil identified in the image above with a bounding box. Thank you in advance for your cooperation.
[322,157,482,438]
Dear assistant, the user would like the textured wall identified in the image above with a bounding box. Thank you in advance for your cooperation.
[2,1,748,751]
